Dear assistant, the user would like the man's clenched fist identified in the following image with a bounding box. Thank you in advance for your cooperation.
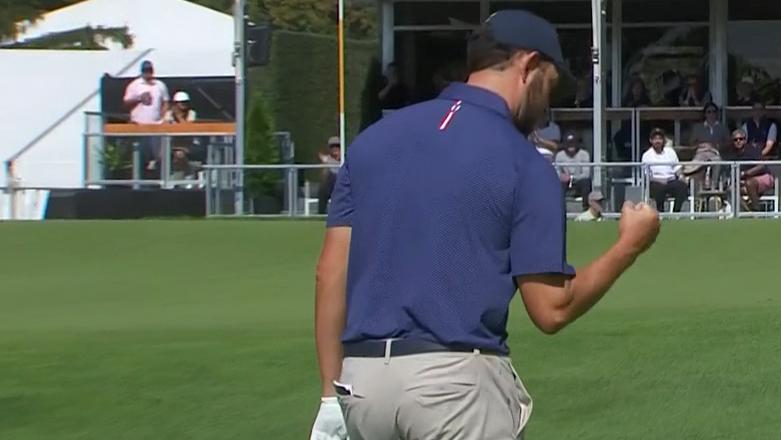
[618,201,660,255]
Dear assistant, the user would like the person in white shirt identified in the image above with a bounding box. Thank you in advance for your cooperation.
[642,128,688,212]
[123,60,170,124]
[123,61,170,171]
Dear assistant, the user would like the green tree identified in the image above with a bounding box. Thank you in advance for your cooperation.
[0,0,81,40]
[4,25,132,49]
[245,91,280,200]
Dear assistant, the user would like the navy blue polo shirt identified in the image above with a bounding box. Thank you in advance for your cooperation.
[327,83,575,354]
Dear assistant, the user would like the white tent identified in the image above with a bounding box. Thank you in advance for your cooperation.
[0,0,234,189]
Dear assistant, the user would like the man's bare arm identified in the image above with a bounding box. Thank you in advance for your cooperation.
[517,202,659,334]
[314,227,351,397]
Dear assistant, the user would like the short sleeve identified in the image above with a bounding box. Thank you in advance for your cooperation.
[326,157,354,227]
[510,160,575,278]
[123,80,136,101]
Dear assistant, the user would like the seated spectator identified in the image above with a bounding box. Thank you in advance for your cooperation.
[642,128,688,212]
[742,102,778,159]
[575,191,605,222]
[678,74,712,107]
[318,136,342,214]
[555,132,592,209]
[529,108,561,153]
[378,62,409,110]
[165,91,197,123]
[725,128,775,211]
[684,103,729,188]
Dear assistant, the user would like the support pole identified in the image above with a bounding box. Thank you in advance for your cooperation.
[233,0,246,215]
[338,0,346,163]
[591,0,607,191]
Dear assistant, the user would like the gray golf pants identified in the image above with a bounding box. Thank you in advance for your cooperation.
[334,351,533,440]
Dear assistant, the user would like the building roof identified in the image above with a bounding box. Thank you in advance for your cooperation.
[12,0,233,51]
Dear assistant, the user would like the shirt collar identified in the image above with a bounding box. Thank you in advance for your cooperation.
[439,82,511,119]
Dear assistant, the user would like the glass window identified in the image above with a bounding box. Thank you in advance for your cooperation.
[557,28,614,108]
[728,0,781,21]
[622,26,710,106]
[394,30,470,102]
[727,21,781,105]
[394,2,480,26]
[622,0,708,23]
[489,1,599,24]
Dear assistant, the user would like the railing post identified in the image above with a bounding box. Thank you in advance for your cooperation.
[731,162,739,219]
[161,135,171,189]
[132,141,142,191]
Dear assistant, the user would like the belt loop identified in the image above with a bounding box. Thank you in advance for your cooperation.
[384,339,393,365]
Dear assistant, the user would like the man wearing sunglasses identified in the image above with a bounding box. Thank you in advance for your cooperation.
[726,128,775,211]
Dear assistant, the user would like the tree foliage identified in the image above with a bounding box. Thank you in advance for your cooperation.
[4,25,132,49]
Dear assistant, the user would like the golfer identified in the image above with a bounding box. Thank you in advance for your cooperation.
[310,10,660,440]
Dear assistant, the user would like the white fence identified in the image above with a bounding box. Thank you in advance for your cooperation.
[201,160,781,220]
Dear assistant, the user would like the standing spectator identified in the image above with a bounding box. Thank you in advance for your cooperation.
[573,76,593,108]
[735,76,755,106]
[742,102,778,159]
[678,74,712,107]
[123,60,170,171]
[725,128,775,211]
[642,128,688,212]
[123,60,169,124]
[318,136,342,214]
[165,91,197,123]
[378,62,409,110]
[555,132,592,208]
[623,77,651,107]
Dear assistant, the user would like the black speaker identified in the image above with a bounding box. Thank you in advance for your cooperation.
[246,24,271,67]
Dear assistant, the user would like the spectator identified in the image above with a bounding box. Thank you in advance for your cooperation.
[123,60,170,124]
[529,108,561,152]
[123,60,170,171]
[165,91,197,123]
[725,128,775,211]
[742,102,778,159]
[685,103,728,190]
[642,128,688,212]
[555,132,592,209]
[690,103,731,151]
[318,136,342,214]
[575,191,605,222]
[678,74,712,107]
[573,76,593,108]
[623,77,651,107]
[735,76,755,106]
[378,62,409,110]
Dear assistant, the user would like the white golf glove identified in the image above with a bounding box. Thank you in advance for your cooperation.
[309,397,348,440]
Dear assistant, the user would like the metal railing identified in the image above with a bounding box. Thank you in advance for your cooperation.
[204,161,781,220]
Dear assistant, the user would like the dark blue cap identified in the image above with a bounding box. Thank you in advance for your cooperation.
[484,10,575,99]
[140,60,154,72]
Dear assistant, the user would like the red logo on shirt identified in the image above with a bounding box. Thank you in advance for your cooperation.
[439,100,462,131]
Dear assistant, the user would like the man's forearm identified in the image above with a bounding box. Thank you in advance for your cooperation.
[315,273,347,397]
[563,242,639,324]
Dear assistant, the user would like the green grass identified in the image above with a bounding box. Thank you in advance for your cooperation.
[1,220,780,439]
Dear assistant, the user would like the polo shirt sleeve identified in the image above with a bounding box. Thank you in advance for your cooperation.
[326,156,354,227]
[510,161,576,278]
